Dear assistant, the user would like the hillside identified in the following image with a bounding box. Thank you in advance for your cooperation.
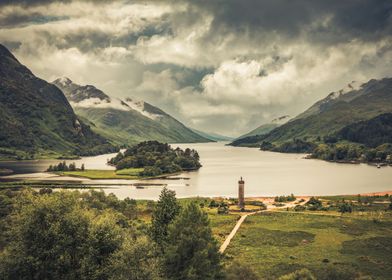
[336,113,392,148]
[235,115,290,140]
[0,45,117,160]
[231,78,392,149]
[191,129,233,142]
[53,78,211,145]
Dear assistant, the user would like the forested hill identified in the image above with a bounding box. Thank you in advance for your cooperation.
[336,113,392,148]
[231,78,392,145]
[0,44,117,160]
[53,78,211,145]
[230,78,392,163]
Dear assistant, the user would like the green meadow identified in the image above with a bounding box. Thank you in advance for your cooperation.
[224,211,392,279]
[59,168,144,179]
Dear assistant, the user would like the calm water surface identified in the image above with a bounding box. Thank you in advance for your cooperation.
[1,142,392,200]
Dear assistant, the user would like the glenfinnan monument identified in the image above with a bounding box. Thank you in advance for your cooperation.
[238,177,245,210]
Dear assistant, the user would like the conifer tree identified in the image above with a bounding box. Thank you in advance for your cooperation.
[164,202,223,280]
[150,187,180,247]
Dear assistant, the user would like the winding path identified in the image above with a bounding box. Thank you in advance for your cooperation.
[219,211,261,253]
[219,200,307,253]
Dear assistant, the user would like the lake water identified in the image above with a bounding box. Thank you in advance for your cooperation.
[1,142,392,200]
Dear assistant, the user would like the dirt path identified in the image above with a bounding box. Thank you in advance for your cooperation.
[219,199,308,253]
[219,211,261,253]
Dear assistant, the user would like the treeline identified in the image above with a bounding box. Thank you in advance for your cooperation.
[47,161,85,172]
[260,139,316,153]
[294,196,392,213]
[311,143,392,163]
[336,113,392,148]
[108,141,201,176]
[259,138,392,164]
[274,194,296,202]
[0,188,250,280]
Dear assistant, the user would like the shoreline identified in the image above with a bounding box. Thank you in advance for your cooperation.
[213,190,392,201]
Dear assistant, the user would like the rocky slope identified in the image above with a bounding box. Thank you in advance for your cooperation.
[53,78,211,145]
[0,45,117,160]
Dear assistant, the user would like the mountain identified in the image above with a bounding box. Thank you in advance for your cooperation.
[52,78,211,145]
[336,113,392,148]
[0,45,117,160]
[293,81,362,121]
[191,129,233,142]
[235,115,290,140]
[230,78,392,149]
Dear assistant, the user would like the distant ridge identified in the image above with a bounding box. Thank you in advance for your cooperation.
[230,78,392,149]
[53,78,212,145]
[235,115,291,140]
[191,128,234,142]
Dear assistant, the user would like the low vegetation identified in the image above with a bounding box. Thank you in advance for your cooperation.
[59,169,144,179]
[275,194,296,203]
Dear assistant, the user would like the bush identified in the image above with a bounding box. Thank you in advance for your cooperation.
[225,261,259,280]
[294,205,306,212]
[217,204,229,214]
[305,197,323,210]
[338,202,353,214]
[275,194,296,202]
[209,200,219,208]
[279,268,316,280]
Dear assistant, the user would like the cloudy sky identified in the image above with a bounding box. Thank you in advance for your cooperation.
[1,0,392,136]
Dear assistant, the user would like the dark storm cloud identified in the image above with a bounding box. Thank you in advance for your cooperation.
[0,13,68,28]
[0,0,115,7]
[186,0,392,43]
[0,0,71,6]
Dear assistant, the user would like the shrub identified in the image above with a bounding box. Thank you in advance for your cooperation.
[294,205,306,212]
[225,261,259,280]
[279,268,316,280]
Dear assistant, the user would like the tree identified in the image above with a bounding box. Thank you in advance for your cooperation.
[164,202,223,280]
[150,187,180,247]
[0,191,91,279]
[338,202,352,214]
[109,236,162,280]
[305,197,322,210]
[0,191,126,280]
[81,163,85,171]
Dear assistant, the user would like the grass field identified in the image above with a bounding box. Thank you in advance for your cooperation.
[224,211,392,279]
[59,168,144,179]
[208,211,240,244]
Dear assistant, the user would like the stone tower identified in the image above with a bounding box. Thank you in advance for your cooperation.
[238,177,245,210]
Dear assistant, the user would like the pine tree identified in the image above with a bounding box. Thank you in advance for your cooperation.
[150,187,180,247]
[164,202,223,280]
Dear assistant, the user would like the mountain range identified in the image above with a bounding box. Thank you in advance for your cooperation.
[231,78,392,159]
[235,115,291,140]
[52,78,211,145]
[0,44,117,160]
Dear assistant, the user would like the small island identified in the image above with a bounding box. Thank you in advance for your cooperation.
[108,141,201,176]
[48,141,201,179]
